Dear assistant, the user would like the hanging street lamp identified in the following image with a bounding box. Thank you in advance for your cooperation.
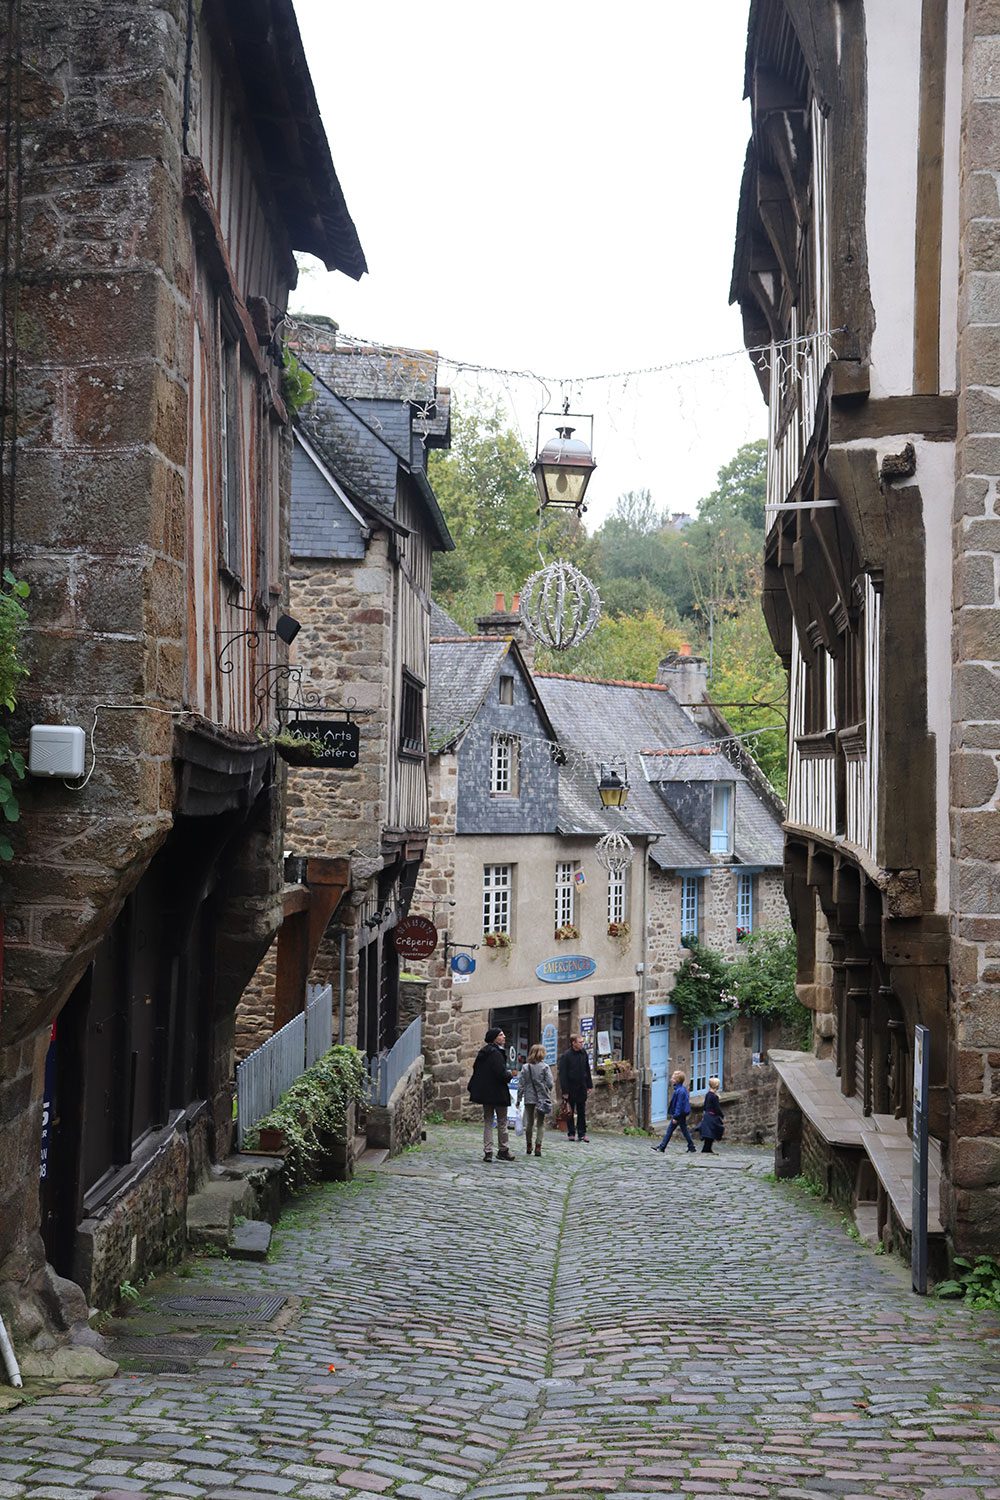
[531,399,597,514]
[597,760,630,810]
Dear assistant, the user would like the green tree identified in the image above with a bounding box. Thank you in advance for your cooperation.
[535,608,686,682]
[594,491,695,619]
[709,602,788,796]
[697,438,768,530]
[727,927,810,1048]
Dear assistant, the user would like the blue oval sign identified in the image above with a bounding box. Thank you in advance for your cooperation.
[535,954,597,984]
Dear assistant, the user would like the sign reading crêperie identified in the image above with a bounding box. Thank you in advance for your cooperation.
[392,915,438,961]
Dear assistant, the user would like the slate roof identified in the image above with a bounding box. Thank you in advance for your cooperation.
[428,640,511,751]
[536,673,783,869]
[430,601,467,638]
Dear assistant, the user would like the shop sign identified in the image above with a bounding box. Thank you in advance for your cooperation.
[450,952,476,976]
[393,915,438,960]
[285,719,360,766]
[542,1023,558,1065]
[535,954,597,984]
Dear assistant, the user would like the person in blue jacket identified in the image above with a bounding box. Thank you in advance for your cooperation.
[651,1070,696,1153]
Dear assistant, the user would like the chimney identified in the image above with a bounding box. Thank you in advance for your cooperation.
[476,591,534,669]
[657,646,709,719]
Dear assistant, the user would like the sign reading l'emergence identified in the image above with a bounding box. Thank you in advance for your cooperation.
[535,954,597,984]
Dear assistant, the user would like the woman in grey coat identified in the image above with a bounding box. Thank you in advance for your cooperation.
[516,1044,554,1157]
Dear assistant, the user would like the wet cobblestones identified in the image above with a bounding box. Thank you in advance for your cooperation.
[1,1129,999,1498]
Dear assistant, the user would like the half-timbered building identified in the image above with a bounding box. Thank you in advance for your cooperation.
[733,0,1000,1256]
[236,329,453,1066]
[0,0,364,1329]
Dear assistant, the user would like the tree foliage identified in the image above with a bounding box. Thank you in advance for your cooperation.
[535,608,686,681]
[670,927,810,1048]
[697,439,767,530]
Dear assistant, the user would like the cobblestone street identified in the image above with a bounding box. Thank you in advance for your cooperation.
[2,1128,1000,1500]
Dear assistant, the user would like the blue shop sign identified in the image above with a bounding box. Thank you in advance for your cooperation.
[535,954,597,984]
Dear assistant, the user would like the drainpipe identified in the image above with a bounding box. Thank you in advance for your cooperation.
[639,836,660,1126]
[0,1313,22,1388]
[338,929,347,1044]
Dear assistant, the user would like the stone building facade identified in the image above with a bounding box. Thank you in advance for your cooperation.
[416,606,789,1136]
[733,0,1000,1255]
[237,335,452,1065]
[0,0,365,1333]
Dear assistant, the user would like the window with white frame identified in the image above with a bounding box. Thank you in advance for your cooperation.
[680,876,700,941]
[554,861,576,929]
[690,1020,724,1095]
[736,872,754,935]
[608,867,628,925]
[710,782,734,854]
[483,864,512,935]
[489,733,519,796]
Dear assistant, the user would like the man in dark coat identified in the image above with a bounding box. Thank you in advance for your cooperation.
[557,1032,593,1142]
[468,1026,515,1162]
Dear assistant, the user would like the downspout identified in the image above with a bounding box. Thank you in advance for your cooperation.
[0,1313,22,1388]
[338,929,347,1044]
[639,836,660,1126]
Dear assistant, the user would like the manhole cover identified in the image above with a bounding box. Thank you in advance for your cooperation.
[159,1293,286,1322]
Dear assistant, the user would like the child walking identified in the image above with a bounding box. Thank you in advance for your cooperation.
[517,1044,554,1157]
[698,1077,724,1153]
[652,1070,696,1153]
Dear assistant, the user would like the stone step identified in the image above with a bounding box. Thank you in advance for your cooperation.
[356,1147,389,1170]
[351,1132,368,1163]
[187,1178,256,1248]
[228,1219,273,1261]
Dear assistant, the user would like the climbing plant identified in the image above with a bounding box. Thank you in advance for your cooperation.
[244,1045,367,1189]
[0,568,29,862]
[669,942,733,1029]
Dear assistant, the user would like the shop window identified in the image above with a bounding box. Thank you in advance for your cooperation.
[595,993,634,1065]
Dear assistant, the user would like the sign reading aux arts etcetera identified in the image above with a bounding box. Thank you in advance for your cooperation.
[535,954,598,984]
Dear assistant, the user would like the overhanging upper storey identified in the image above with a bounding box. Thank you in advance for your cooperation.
[732,0,875,537]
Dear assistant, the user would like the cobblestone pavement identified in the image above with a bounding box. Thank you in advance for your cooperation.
[2,1127,1000,1499]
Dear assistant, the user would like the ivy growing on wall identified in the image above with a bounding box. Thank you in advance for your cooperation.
[0,569,30,862]
[669,926,810,1047]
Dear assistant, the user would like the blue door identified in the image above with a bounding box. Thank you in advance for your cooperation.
[649,1012,670,1122]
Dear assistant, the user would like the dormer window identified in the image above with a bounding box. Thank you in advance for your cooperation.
[710,783,734,855]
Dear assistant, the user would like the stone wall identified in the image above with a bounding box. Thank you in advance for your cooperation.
[950,0,1000,1253]
[367,1058,424,1156]
[646,867,786,1005]
[414,753,462,1112]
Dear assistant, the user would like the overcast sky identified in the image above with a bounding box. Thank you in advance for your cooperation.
[290,1,764,528]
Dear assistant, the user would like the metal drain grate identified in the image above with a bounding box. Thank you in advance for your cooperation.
[111,1334,221,1373]
[159,1292,286,1322]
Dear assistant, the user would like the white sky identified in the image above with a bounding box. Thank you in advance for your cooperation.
[290,1,765,529]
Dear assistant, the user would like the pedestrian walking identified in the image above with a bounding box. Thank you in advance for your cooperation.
[517,1044,554,1157]
[698,1077,724,1154]
[651,1070,696,1153]
[468,1026,516,1162]
[557,1032,593,1142]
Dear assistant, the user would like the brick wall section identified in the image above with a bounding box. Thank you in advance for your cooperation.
[950,0,1000,1253]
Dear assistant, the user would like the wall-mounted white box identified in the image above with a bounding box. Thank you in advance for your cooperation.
[29,724,86,778]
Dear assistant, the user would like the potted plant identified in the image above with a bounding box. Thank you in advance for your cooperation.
[607,919,631,939]
[270,728,331,767]
[554,922,580,941]
[483,931,512,961]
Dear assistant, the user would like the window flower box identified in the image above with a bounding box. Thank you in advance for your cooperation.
[483,931,512,950]
[554,923,580,941]
[607,920,631,939]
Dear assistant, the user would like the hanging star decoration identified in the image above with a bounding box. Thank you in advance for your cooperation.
[519,560,601,652]
[595,830,634,873]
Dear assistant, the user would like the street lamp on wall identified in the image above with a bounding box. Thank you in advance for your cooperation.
[531,399,597,515]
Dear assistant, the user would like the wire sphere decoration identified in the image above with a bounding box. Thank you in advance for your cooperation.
[595,830,634,873]
[519,560,602,651]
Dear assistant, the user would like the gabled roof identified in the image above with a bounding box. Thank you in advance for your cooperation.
[204,0,366,278]
[428,638,556,753]
[536,673,784,869]
[430,601,467,638]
